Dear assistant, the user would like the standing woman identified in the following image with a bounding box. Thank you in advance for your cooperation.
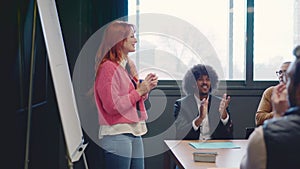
[94,20,158,169]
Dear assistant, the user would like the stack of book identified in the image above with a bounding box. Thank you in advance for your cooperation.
[193,152,217,163]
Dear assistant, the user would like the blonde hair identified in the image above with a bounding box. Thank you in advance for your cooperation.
[95,20,136,75]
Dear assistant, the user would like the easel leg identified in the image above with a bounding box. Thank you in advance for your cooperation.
[67,152,89,169]
[83,152,89,169]
[67,156,73,169]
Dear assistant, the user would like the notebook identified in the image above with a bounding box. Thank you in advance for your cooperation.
[189,142,240,149]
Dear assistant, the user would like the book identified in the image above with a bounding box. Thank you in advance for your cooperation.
[193,152,217,163]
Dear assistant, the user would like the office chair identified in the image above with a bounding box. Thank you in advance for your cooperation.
[245,127,255,139]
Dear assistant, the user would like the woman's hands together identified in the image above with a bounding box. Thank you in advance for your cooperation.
[136,73,158,96]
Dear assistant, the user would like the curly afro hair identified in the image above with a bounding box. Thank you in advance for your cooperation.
[182,64,219,95]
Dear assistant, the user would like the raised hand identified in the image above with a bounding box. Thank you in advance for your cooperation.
[195,98,208,127]
[219,93,230,119]
[271,83,289,117]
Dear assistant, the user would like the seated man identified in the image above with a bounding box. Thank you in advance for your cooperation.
[173,64,233,140]
[240,45,300,169]
[255,61,291,126]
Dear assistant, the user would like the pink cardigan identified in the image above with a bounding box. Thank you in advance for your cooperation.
[94,60,148,125]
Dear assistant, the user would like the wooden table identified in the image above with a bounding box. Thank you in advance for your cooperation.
[164,139,248,169]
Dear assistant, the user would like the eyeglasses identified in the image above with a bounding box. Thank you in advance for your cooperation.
[276,70,288,83]
[275,70,287,76]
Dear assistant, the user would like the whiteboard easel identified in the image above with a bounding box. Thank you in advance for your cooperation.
[36,0,88,166]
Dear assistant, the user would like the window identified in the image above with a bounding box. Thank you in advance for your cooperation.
[253,0,299,81]
[128,0,246,80]
[128,0,300,82]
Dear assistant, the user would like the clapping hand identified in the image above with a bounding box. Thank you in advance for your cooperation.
[219,93,230,119]
[195,98,208,127]
[136,73,158,96]
[271,83,289,117]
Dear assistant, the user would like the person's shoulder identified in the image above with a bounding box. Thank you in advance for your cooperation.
[101,60,117,67]
[248,126,264,145]
[265,86,275,92]
[99,61,120,73]
[264,107,300,127]
[262,86,275,97]
[176,95,192,102]
[264,86,275,93]
[97,61,119,78]
[175,95,195,109]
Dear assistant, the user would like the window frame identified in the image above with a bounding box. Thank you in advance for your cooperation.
[130,0,279,95]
